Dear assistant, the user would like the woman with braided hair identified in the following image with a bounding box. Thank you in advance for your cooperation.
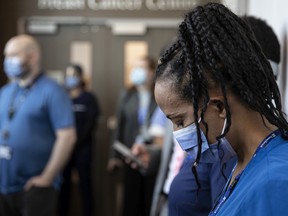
[154,2,288,216]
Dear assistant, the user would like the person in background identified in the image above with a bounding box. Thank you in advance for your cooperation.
[154,3,288,216]
[59,64,100,216]
[243,16,281,80]
[0,34,76,216]
[107,56,162,216]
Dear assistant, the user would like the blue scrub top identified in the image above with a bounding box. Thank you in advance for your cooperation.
[211,134,288,216]
[169,149,236,216]
[0,74,75,194]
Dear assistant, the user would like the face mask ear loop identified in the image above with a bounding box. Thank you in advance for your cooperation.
[221,118,227,136]
[197,116,203,153]
[211,118,227,157]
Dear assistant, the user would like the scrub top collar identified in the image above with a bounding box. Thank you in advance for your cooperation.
[209,129,281,215]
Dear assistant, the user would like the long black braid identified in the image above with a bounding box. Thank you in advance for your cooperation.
[156,2,288,188]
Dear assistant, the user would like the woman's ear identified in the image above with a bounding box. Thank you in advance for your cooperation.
[209,97,226,118]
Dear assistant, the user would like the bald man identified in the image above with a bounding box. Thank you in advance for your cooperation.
[0,34,76,216]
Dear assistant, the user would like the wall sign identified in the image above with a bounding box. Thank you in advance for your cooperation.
[38,0,198,10]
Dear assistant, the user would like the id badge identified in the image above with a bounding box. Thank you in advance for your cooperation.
[0,145,12,160]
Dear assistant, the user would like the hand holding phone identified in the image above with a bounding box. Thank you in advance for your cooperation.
[113,141,144,168]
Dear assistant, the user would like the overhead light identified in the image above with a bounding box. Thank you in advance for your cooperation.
[111,23,146,35]
[27,21,58,34]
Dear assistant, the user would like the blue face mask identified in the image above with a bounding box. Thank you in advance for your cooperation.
[130,67,147,86]
[205,135,236,163]
[173,120,209,157]
[65,76,80,89]
[4,57,24,78]
[173,118,236,162]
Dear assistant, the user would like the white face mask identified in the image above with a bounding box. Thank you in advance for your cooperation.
[173,118,236,162]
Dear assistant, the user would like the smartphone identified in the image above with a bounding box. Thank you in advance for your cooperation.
[113,141,144,168]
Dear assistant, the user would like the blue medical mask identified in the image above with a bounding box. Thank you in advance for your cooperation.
[173,118,236,162]
[65,76,80,89]
[130,67,147,86]
[173,120,209,157]
[203,119,236,162]
[4,57,24,78]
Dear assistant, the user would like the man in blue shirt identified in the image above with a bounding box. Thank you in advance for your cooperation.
[0,34,76,216]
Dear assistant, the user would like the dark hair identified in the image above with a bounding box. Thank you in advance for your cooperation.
[243,16,280,63]
[156,3,288,188]
[66,63,85,87]
[141,56,157,71]
[67,63,83,76]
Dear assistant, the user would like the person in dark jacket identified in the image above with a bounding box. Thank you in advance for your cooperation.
[107,56,163,216]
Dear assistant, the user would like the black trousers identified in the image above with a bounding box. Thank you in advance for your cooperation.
[0,186,58,216]
[59,145,93,216]
[122,166,157,216]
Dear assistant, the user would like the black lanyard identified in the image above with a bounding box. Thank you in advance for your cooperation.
[2,73,43,140]
[8,86,30,120]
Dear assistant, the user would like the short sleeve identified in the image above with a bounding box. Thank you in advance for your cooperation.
[148,106,167,137]
[47,84,75,130]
